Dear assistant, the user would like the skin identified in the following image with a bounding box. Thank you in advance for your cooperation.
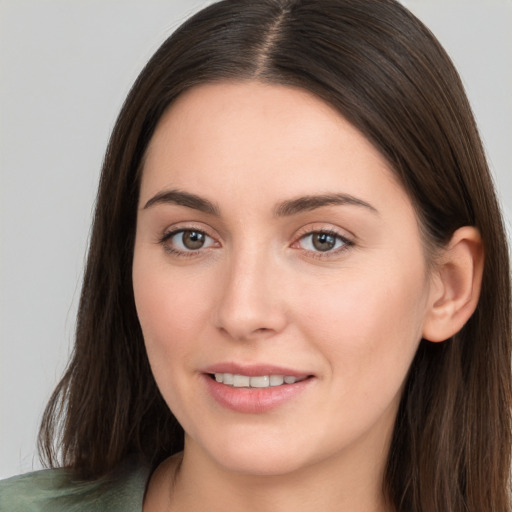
[133,81,473,511]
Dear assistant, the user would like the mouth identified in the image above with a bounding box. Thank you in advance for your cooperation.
[209,373,310,388]
[201,363,315,412]
[204,372,314,413]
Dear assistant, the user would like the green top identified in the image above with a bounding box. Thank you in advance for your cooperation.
[0,458,150,512]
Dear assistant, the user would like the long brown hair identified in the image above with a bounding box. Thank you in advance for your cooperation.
[39,1,512,510]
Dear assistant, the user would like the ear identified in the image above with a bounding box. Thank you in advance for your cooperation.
[422,226,484,343]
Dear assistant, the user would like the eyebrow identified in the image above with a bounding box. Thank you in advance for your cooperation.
[143,189,378,217]
[143,189,220,215]
[274,193,378,217]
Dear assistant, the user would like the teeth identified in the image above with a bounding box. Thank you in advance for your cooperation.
[213,373,304,388]
[250,375,270,388]
[270,375,284,386]
[233,375,250,387]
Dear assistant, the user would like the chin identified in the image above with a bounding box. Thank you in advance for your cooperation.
[213,447,309,477]
[189,428,324,477]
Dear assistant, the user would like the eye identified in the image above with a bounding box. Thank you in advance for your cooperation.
[162,229,217,253]
[298,231,351,253]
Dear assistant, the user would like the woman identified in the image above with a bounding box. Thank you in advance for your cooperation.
[1,0,510,511]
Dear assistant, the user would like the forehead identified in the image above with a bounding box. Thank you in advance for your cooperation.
[140,81,408,216]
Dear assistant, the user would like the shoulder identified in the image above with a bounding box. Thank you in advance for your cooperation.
[0,458,150,512]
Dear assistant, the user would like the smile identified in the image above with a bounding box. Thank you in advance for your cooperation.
[204,372,314,413]
[213,373,307,388]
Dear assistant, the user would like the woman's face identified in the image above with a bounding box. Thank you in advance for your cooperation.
[133,81,435,477]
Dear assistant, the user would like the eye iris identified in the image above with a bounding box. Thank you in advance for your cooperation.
[182,231,205,250]
[312,232,336,252]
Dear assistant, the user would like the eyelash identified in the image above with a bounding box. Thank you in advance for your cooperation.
[158,228,217,257]
[294,229,353,259]
[157,227,353,259]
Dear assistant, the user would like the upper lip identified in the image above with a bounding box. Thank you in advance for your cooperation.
[202,362,312,378]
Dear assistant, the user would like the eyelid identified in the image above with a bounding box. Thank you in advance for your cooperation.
[164,229,215,246]
[157,222,221,256]
[291,224,354,257]
[158,221,218,240]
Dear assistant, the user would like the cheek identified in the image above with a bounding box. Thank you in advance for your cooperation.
[297,263,428,389]
[132,257,216,420]
[133,258,211,345]
[132,257,216,403]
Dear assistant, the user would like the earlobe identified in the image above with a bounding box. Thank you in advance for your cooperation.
[422,226,484,343]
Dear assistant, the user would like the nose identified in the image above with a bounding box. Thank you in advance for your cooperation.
[213,247,288,341]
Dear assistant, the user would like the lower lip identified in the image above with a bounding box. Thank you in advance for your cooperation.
[203,374,313,413]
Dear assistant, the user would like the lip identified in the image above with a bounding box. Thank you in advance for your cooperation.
[201,362,314,414]
[201,362,311,378]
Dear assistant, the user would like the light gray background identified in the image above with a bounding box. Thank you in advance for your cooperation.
[1,0,511,478]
